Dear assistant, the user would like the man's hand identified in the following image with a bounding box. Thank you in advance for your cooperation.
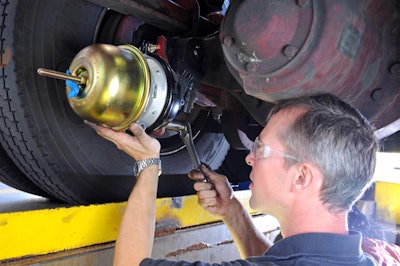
[85,121,160,160]
[189,165,271,258]
[188,165,237,218]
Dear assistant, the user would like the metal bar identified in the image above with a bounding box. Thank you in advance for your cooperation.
[37,68,85,84]
[85,0,191,32]
[0,191,256,261]
[165,121,201,169]
[374,118,400,140]
[5,211,280,265]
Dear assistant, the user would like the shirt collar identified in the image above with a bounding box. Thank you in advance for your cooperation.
[266,231,363,258]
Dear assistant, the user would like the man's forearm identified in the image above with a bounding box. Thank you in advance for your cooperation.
[222,198,272,258]
[113,166,160,266]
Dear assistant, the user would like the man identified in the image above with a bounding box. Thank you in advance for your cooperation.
[86,93,379,265]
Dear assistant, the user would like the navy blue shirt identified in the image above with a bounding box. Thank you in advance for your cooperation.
[140,231,377,265]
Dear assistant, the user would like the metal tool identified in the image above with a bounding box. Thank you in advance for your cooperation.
[37,68,86,84]
[165,121,210,182]
[165,121,201,169]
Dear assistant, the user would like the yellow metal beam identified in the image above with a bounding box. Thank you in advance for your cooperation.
[0,191,253,261]
[375,181,400,224]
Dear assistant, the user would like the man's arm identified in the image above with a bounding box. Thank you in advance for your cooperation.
[222,197,272,258]
[86,121,160,266]
[114,165,159,266]
[188,166,273,258]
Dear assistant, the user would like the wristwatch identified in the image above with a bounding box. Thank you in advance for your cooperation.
[133,158,162,177]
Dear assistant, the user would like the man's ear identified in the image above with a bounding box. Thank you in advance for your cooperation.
[291,163,320,191]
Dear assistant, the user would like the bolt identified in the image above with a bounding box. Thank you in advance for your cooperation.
[282,45,298,60]
[295,0,309,7]
[370,88,384,102]
[223,36,234,47]
[389,63,400,76]
[147,44,161,53]
[246,62,258,72]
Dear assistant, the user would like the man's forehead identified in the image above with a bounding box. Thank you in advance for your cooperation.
[261,108,302,142]
[266,107,307,126]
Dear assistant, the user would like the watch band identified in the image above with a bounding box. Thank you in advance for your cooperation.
[133,158,162,177]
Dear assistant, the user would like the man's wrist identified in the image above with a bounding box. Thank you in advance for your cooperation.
[133,158,162,177]
[222,197,243,221]
[138,164,161,178]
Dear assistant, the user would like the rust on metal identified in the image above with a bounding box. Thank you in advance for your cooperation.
[165,243,211,257]
[165,239,236,258]
[220,0,400,129]
[155,218,180,237]
[85,0,192,32]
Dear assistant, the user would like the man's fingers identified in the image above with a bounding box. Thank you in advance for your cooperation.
[196,188,217,198]
[193,181,214,192]
[199,165,219,182]
[85,121,121,141]
[188,169,206,181]
[85,120,114,135]
[188,165,221,181]
[128,123,159,149]
[84,120,96,128]
[96,128,129,146]
[85,121,139,154]
[85,120,161,161]
[85,120,104,134]
[129,123,153,144]
[198,196,217,207]
[86,121,141,142]
[129,123,144,137]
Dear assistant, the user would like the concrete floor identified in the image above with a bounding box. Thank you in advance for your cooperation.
[0,182,67,213]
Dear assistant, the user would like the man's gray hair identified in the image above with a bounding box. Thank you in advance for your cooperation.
[268,93,379,212]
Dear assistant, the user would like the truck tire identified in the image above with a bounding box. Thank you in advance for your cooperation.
[0,145,52,198]
[0,0,229,204]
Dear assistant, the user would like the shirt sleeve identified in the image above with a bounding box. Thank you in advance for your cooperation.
[362,237,400,265]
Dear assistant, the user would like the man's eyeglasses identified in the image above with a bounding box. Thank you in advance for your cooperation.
[250,137,299,161]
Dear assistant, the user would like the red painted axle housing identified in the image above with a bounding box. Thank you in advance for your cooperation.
[220,0,400,129]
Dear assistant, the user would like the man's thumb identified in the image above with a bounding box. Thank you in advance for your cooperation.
[200,164,217,182]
